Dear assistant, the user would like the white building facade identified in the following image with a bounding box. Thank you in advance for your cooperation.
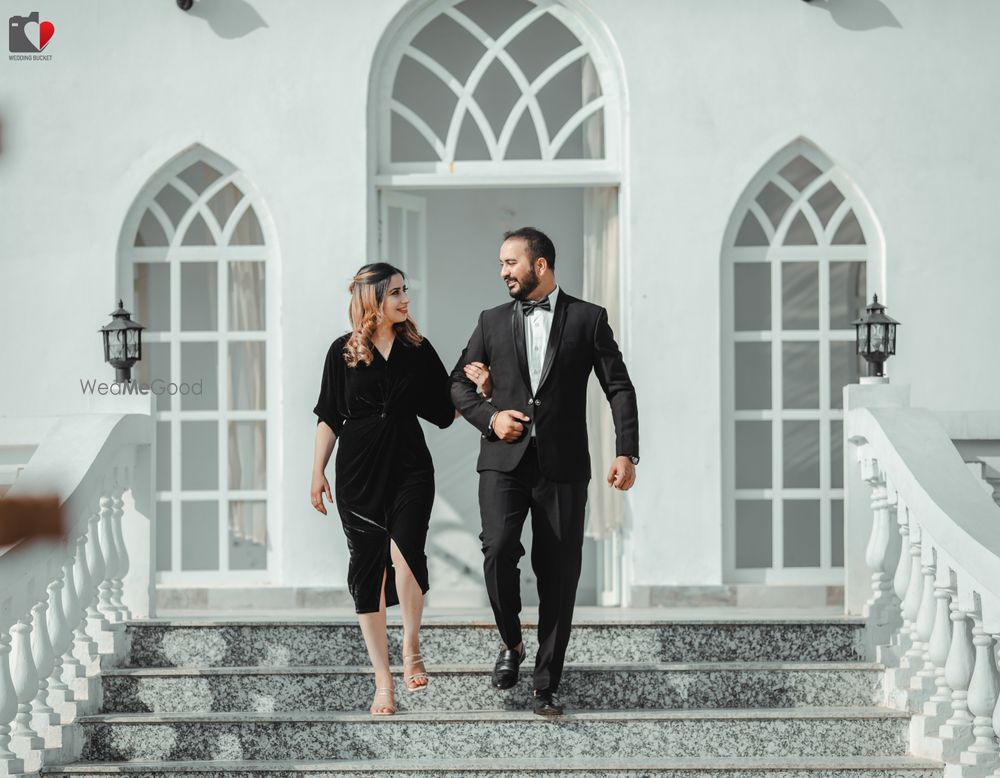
[3,0,999,610]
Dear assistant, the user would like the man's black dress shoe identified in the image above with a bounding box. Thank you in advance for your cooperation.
[532,688,564,716]
[492,645,526,690]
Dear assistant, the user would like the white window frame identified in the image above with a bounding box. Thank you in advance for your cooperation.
[117,145,280,587]
[720,140,886,586]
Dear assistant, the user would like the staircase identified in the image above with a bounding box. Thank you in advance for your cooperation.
[40,614,944,777]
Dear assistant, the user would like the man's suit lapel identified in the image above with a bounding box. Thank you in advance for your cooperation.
[536,292,569,393]
[511,302,532,392]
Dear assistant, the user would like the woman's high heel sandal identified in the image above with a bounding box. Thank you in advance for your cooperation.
[370,687,396,715]
[403,652,429,691]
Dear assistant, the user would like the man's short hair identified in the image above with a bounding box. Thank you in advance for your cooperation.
[503,227,556,270]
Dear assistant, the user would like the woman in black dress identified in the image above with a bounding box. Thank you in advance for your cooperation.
[310,263,490,715]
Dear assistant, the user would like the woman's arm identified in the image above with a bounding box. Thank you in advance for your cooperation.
[310,421,337,515]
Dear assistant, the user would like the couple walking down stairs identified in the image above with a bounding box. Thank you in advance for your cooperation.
[41,608,945,777]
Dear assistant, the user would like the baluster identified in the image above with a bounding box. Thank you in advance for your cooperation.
[29,595,62,753]
[888,524,924,707]
[84,509,122,662]
[98,493,119,624]
[909,549,939,710]
[932,602,977,761]
[110,484,130,621]
[0,631,24,776]
[72,534,100,678]
[62,547,96,714]
[862,459,897,633]
[883,500,914,668]
[9,614,47,771]
[915,573,957,742]
[45,570,77,725]
[959,612,999,770]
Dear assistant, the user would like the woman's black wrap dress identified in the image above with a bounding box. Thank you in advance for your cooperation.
[313,334,455,613]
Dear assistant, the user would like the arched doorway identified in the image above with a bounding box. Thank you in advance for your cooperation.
[368,0,628,606]
[118,144,279,587]
[721,139,884,588]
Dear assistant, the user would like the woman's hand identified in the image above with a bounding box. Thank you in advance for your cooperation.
[311,471,333,515]
[464,361,493,398]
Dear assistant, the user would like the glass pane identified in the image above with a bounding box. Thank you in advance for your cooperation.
[783,342,819,409]
[181,213,216,246]
[181,501,219,571]
[783,420,820,488]
[229,421,266,490]
[136,342,172,411]
[229,262,265,331]
[387,206,404,265]
[735,500,772,568]
[181,421,218,490]
[778,155,823,191]
[734,212,768,247]
[181,262,218,331]
[734,264,770,331]
[154,184,189,230]
[156,421,172,491]
[177,161,222,195]
[783,211,818,246]
[830,262,866,329]
[229,342,266,410]
[230,207,264,246]
[832,209,865,245]
[207,182,243,228]
[135,209,168,247]
[181,342,217,411]
[734,343,771,411]
[782,262,819,329]
[830,342,863,410]
[735,421,771,489]
[756,182,792,228]
[809,181,845,229]
[784,500,821,567]
[831,420,844,489]
[155,501,171,572]
[831,499,844,567]
[229,501,267,570]
[133,263,170,331]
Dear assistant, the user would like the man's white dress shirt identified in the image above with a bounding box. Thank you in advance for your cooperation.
[523,286,558,437]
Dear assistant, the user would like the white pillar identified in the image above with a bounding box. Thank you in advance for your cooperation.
[0,631,24,776]
[9,615,46,772]
[957,614,999,772]
[931,604,977,762]
[910,551,940,710]
[29,596,62,752]
[44,572,75,724]
[883,503,914,669]
[98,493,121,625]
[110,485,131,621]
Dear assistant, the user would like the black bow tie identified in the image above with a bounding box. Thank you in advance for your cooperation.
[521,297,551,316]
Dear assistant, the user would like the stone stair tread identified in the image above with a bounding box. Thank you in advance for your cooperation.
[40,755,944,772]
[101,660,884,676]
[127,616,867,626]
[78,705,909,724]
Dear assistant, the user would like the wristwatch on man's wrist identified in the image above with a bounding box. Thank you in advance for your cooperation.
[629,455,639,465]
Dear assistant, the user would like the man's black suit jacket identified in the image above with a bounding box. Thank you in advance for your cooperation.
[449,290,639,482]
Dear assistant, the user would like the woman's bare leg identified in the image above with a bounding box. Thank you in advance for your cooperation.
[357,568,394,712]
[390,538,427,688]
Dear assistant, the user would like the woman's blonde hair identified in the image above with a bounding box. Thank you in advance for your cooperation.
[343,262,423,367]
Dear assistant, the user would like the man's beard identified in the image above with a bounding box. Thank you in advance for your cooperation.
[507,268,540,300]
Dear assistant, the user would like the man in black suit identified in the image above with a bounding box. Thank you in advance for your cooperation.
[449,227,639,716]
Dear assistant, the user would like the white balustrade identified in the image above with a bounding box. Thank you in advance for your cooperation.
[0,407,154,771]
[847,396,1000,766]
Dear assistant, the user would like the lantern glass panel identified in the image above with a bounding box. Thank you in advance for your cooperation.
[887,324,896,354]
[856,324,867,355]
[126,328,140,359]
[110,330,127,361]
[870,323,885,352]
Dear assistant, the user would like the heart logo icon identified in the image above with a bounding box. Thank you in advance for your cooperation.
[22,19,55,51]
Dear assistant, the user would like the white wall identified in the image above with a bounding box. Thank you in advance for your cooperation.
[2,0,999,594]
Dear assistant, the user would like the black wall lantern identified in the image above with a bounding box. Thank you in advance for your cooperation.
[99,300,145,383]
[853,293,899,378]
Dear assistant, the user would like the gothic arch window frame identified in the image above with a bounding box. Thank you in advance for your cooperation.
[720,139,885,586]
[369,0,625,188]
[117,143,281,587]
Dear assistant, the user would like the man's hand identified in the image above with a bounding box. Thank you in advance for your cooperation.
[493,410,531,442]
[606,456,636,491]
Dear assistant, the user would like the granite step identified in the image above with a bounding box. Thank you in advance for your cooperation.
[41,754,945,778]
[99,661,884,713]
[77,707,910,761]
[123,619,865,668]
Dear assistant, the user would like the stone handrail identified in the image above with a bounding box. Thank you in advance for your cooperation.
[0,408,154,772]
[846,388,1000,768]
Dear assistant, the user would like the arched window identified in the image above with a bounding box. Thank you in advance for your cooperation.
[721,140,881,585]
[118,145,276,585]
[372,0,622,181]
